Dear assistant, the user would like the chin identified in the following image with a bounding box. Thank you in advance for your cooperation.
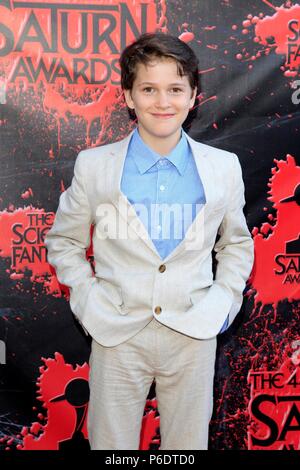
[147,125,181,135]
[157,128,181,136]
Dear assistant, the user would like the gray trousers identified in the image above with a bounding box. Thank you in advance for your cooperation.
[87,316,217,450]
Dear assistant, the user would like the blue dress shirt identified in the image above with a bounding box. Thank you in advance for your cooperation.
[120,126,229,334]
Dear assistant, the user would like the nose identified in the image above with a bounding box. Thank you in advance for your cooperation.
[155,91,171,109]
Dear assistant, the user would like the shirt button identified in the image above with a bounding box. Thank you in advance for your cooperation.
[159,185,165,191]
[154,306,162,314]
[159,264,166,273]
[157,225,162,232]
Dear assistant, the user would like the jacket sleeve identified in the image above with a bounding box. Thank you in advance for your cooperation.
[212,153,254,328]
[44,151,96,332]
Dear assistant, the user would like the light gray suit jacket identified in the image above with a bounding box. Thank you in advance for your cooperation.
[44,129,254,346]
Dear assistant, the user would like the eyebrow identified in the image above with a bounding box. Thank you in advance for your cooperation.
[138,82,186,87]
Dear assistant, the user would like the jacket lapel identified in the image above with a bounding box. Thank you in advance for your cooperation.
[105,129,161,258]
[164,132,213,261]
[105,128,213,261]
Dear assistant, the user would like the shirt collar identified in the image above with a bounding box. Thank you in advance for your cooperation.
[127,126,190,176]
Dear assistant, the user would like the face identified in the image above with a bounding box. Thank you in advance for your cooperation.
[123,58,197,148]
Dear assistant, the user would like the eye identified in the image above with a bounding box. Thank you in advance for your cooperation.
[142,87,154,93]
[170,88,183,93]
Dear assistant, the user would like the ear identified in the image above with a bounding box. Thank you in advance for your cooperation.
[189,87,197,109]
[123,89,135,110]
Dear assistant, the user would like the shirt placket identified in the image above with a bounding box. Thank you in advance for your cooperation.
[155,159,170,247]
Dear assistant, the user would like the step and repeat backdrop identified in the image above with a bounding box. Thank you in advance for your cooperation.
[0,0,299,450]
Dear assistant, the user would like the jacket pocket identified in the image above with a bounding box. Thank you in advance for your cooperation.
[98,278,130,315]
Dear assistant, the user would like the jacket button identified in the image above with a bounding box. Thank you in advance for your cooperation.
[154,306,162,314]
[158,264,166,273]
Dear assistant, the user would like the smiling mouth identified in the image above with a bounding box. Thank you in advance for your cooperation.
[151,113,175,118]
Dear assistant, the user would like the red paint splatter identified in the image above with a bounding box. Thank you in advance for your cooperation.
[250,155,300,307]
[248,341,300,450]
[206,44,218,50]
[0,0,162,147]
[0,351,161,450]
[8,352,160,450]
[238,3,300,76]
[211,153,300,450]
[18,353,89,450]
[199,67,216,74]
[178,31,194,43]
[10,272,24,280]
[140,398,160,449]
[43,84,120,147]
[0,206,59,295]
[60,179,66,193]
[49,148,55,159]
[21,187,33,199]
[198,94,217,107]
[204,26,216,31]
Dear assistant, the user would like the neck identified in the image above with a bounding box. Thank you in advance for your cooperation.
[137,127,182,156]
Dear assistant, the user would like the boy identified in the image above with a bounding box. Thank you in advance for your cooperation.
[44,32,254,450]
